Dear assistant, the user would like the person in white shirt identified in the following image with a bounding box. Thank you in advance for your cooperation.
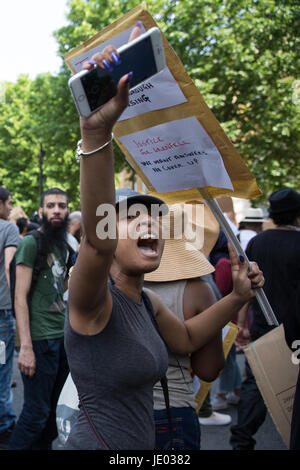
[237,208,265,251]
[67,211,82,253]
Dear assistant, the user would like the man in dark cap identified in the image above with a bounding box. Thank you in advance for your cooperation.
[230,187,300,450]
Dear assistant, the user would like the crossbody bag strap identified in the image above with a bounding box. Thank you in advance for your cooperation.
[141,290,174,449]
[79,398,110,450]
[102,279,174,449]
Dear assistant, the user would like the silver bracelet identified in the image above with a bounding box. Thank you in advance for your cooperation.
[76,133,114,162]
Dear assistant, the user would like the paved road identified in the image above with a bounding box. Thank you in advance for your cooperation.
[11,350,287,451]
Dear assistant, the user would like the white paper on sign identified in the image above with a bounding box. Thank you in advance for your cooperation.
[118,68,187,121]
[119,117,233,193]
[222,325,230,341]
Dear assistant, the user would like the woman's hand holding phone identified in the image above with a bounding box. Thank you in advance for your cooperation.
[79,23,142,139]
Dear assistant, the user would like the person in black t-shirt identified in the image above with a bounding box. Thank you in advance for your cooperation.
[230,187,300,450]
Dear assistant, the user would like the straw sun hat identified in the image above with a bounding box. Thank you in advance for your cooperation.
[144,201,219,282]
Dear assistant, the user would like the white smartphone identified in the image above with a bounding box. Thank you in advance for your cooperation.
[68,27,166,117]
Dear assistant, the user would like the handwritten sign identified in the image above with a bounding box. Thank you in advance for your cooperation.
[68,24,187,120]
[119,117,233,193]
[65,5,261,200]
[119,67,187,121]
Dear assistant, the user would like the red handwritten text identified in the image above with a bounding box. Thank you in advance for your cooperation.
[133,137,164,149]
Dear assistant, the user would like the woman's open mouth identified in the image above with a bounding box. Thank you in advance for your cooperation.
[137,233,159,258]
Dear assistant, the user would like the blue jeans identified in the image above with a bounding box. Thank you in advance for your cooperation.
[0,309,16,433]
[9,337,69,450]
[218,344,242,393]
[154,407,201,450]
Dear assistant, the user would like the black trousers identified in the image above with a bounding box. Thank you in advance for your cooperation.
[230,359,267,450]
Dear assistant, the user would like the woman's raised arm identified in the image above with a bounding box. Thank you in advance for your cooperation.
[68,29,140,331]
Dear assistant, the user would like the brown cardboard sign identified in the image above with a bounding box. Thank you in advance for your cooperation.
[65,4,261,204]
[245,324,299,448]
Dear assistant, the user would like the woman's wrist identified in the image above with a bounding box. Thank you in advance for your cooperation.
[80,127,113,154]
[228,291,249,310]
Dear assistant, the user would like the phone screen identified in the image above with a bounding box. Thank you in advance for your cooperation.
[81,35,158,112]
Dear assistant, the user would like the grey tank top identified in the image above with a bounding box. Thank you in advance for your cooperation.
[144,280,197,410]
[64,284,168,450]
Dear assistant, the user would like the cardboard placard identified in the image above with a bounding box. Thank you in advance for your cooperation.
[244,324,299,448]
[65,4,261,204]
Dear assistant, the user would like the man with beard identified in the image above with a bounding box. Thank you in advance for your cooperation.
[9,188,70,450]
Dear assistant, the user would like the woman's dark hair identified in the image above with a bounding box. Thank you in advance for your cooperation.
[40,187,68,207]
[0,186,10,203]
[271,210,300,226]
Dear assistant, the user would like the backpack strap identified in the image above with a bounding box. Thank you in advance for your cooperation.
[9,230,76,316]
[9,230,45,313]
[26,230,48,293]
[26,230,76,293]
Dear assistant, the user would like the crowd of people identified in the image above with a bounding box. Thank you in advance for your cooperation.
[0,22,299,452]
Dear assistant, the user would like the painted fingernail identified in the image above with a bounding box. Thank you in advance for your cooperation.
[239,255,245,263]
[136,21,142,28]
[103,59,112,70]
[88,60,96,66]
[111,52,120,65]
[125,71,133,84]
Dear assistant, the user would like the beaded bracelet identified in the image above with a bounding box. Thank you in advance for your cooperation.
[76,133,114,162]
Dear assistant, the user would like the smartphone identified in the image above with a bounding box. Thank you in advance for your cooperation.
[68,27,166,117]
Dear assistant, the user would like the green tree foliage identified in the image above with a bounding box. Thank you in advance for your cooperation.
[0,72,80,214]
[0,0,299,214]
